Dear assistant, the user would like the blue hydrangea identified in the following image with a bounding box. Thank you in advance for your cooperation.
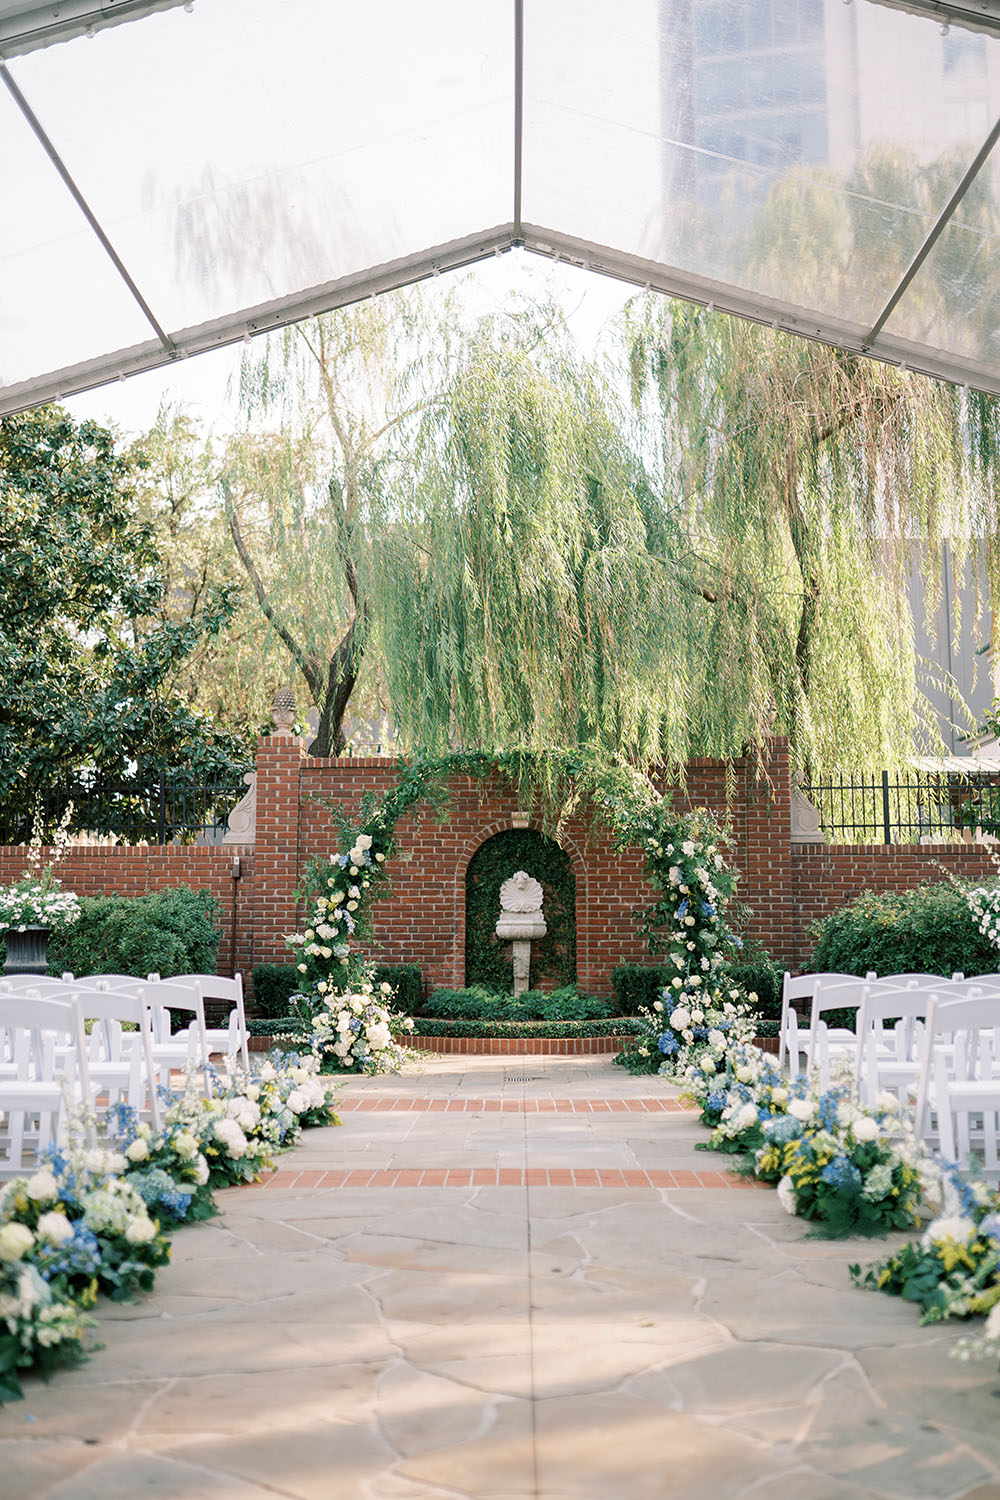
[658,1033,679,1056]
[691,1025,709,1041]
[820,1157,863,1196]
[705,1089,727,1114]
[763,1114,803,1144]
[700,903,715,917]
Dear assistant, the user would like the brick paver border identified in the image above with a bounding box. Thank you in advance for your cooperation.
[336,1096,698,1113]
[250,1166,769,1190]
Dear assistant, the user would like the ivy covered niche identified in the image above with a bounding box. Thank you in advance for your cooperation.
[464,828,576,992]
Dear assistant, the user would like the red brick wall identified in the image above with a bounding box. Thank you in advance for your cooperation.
[6,734,997,997]
[0,845,255,978]
[791,841,998,962]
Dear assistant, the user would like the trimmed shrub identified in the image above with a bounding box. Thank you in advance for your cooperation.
[249,964,301,1018]
[808,881,999,981]
[377,964,424,1014]
[610,965,670,1014]
[250,962,424,1018]
[411,1018,636,1039]
[728,945,784,1021]
[424,985,614,1022]
[48,887,221,979]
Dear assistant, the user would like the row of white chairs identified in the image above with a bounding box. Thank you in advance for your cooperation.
[778,970,1000,1175]
[0,972,250,1178]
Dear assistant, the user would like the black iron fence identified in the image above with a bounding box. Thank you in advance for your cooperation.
[0,767,254,847]
[800,768,1000,846]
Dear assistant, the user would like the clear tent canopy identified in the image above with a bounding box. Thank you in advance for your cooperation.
[3,0,1000,415]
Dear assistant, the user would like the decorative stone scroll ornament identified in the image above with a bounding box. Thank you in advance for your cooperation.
[223,773,257,845]
[496,871,547,995]
[790,787,826,845]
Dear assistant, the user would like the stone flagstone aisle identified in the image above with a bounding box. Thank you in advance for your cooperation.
[3,1057,1000,1500]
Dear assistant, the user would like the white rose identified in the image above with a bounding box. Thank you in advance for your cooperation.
[125,1215,157,1245]
[297,963,308,974]
[707,1029,726,1050]
[788,1098,816,1122]
[852,1116,880,1143]
[26,1171,59,1203]
[375,852,385,863]
[245,1084,260,1102]
[331,891,344,905]
[652,1000,664,1012]
[701,1057,716,1074]
[126,1139,149,1163]
[36,1212,73,1246]
[735,1065,754,1083]
[346,901,358,912]
[770,1087,788,1107]
[690,1009,704,1024]
[357,834,373,849]
[670,1007,691,1031]
[380,982,392,994]
[259,1062,277,1082]
[0,1223,34,1261]
[875,1091,900,1114]
[776,1176,798,1215]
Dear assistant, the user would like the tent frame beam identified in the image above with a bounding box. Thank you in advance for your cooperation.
[0,60,172,349]
[863,111,1000,349]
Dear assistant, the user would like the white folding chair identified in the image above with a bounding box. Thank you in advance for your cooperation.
[854,985,934,1108]
[778,972,868,1075]
[915,992,1000,1174]
[138,980,214,1096]
[0,994,92,1178]
[807,978,923,1084]
[69,988,162,1132]
[0,978,74,998]
[172,973,249,1071]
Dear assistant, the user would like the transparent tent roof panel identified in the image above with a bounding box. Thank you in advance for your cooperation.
[7,0,512,337]
[0,80,154,386]
[522,0,1000,335]
[5,0,1000,411]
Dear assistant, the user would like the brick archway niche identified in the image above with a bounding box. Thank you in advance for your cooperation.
[457,823,586,992]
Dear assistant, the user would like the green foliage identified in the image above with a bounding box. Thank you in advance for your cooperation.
[465,829,576,991]
[728,943,784,1020]
[252,961,422,1018]
[808,882,999,981]
[48,888,222,980]
[411,1018,636,1039]
[627,298,1000,772]
[0,406,247,833]
[611,964,670,1014]
[425,986,614,1021]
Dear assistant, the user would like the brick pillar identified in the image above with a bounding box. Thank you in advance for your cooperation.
[252,733,306,967]
[737,736,796,968]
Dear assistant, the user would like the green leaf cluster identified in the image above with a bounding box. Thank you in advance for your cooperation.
[43,887,222,980]
[808,881,1000,981]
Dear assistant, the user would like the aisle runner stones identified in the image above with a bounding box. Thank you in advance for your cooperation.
[0,1059,998,1500]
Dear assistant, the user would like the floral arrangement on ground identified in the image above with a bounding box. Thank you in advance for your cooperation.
[641,978,1000,1372]
[0,1051,339,1403]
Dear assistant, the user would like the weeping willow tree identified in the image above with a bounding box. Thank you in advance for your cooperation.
[219,290,457,754]
[624,298,1000,772]
[213,279,1000,773]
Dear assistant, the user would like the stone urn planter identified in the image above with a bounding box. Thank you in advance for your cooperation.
[3,925,51,976]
